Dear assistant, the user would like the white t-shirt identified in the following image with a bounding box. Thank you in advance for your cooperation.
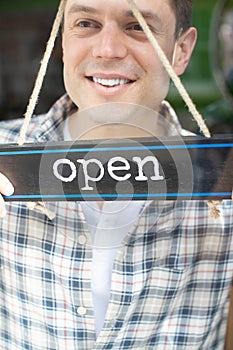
[81,200,144,337]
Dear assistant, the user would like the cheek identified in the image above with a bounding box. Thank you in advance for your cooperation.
[63,37,86,69]
[134,43,170,75]
[63,49,78,69]
[134,46,156,67]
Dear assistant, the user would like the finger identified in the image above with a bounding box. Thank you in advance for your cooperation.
[0,172,14,196]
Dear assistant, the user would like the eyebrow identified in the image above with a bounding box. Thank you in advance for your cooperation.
[124,10,163,27]
[67,5,99,16]
[67,4,163,26]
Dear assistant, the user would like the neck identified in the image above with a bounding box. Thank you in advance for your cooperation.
[67,104,166,141]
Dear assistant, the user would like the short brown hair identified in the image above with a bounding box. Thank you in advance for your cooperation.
[62,1,193,38]
[169,0,193,37]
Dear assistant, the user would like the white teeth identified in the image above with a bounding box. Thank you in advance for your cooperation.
[92,77,131,87]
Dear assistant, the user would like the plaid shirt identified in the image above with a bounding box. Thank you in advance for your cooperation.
[0,95,233,349]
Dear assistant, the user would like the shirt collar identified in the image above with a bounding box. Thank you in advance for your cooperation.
[31,94,184,142]
[33,94,77,142]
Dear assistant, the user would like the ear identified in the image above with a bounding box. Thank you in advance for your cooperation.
[172,27,197,76]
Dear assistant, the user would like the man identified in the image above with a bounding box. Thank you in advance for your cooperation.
[0,0,232,349]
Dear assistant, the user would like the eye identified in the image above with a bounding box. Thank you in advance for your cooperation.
[76,20,98,28]
[125,22,160,37]
[71,19,101,36]
[131,23,144,32]
[126,22,144,32]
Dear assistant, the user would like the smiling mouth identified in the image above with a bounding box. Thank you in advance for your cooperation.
[87,76,134,87]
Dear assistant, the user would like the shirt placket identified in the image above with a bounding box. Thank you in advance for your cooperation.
[49,202,96,349]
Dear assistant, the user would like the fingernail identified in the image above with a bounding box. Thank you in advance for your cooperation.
[5,182,14,196]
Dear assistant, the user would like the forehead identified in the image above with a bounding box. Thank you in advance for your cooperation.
[64,0,174,19]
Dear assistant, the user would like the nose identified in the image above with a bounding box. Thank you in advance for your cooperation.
[92,23,128,59]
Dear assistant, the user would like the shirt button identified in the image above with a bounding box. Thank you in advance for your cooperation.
[78,235,87,245]
[77,306,87,316]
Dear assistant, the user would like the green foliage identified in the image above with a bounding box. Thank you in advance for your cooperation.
[168,0,222,115]
[0,0,59,12]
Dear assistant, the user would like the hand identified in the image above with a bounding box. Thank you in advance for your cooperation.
[0,172,14,218]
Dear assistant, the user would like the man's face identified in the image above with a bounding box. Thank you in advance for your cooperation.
[62,0,189,111]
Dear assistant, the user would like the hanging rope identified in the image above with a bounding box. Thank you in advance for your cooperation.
[126,0,211,139]
[19,0,211,142]
[17,0,66,146]
[17,0,66,218]
[17,0,220,218]
[126,0,221,218]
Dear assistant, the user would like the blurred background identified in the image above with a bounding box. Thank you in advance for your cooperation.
[0,0,233,134]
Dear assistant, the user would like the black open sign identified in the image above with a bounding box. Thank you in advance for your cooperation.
[0,135,232,201]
